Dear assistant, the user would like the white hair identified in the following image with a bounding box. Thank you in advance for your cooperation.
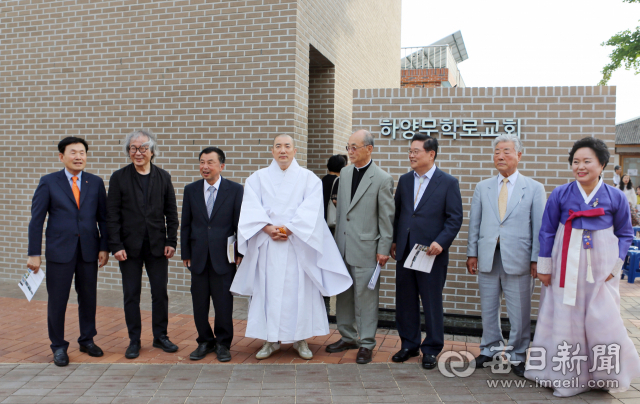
[491,134,522,153]
[124,129,158,159]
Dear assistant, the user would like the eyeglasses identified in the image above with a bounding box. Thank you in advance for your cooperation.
[345,145,368,153]
[408,149,424,156]
[129,145,149,154]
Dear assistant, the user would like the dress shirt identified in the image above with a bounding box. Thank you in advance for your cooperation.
[351,159,372,201]
[413,164,436,210]
[613,173,620,186]
[497,170,519,204]
[64,169,82,192]
[204,176,222,205]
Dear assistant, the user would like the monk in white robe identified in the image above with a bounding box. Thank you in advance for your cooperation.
[230,135,353,360]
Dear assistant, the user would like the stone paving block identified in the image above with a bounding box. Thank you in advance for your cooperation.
[188,389,226,397]
[403,394,442,402]
[185,398,223,404]
[117,389,155,397]
[368,396,405,403]
[254,398,296,404]
[40,397,82,403]
[2,397,43,403]
[220,397,260,404]
[110,398,152,404]
[330,397,369,404]
[74,397,115,403]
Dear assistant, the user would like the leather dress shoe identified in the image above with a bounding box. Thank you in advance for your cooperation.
[53,349,69,367]
[392,348,420,363]
[325,339,358,353]
[125,342,140,359]
[356,347,373,364]
[512,362,526,378]
[216,345,232,362]
[190,341,216,361]
[422,354,437,369]
[79,342,104,357]
[474,354,493,369]
[153,336,178,353]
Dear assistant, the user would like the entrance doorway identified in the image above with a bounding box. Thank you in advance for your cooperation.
[307,45,336,177]
[622,155,640,191]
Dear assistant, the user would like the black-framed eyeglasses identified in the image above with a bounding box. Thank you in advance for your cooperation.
[345,145,368,153]
[129,145,149,154]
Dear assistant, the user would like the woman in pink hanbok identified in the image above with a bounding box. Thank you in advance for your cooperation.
[524,137,640,396]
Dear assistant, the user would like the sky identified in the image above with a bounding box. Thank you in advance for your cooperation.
[401,0,640,123]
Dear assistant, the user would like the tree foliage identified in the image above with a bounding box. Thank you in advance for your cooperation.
[599,0,640,85]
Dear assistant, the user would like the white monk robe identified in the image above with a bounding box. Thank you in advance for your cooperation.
[230,159,353,343]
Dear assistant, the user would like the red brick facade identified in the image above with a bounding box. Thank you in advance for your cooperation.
[401,68,449,88]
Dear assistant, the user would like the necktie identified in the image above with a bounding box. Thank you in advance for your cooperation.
[414,176,425,207]
[72,176,80,209]
[498,177,509,221]
[206,186,216,218]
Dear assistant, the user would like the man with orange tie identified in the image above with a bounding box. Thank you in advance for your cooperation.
[27,137,109,367]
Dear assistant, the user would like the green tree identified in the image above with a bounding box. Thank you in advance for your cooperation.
[599,0,640,85]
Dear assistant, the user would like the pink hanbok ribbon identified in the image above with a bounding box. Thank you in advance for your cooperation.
[560,208,605,288]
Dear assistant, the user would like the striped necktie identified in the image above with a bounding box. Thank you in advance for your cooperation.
[206,185,216,218]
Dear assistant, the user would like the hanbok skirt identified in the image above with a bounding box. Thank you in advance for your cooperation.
[524,224,640,396]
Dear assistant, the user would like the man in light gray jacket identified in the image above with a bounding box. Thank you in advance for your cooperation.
[328,129,395,364]
[466,134,546,378]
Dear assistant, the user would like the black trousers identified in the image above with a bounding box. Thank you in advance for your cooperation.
[46,240,98,353]
[119,239,169,344]
[395,241,447,356]
[191,254,234,348]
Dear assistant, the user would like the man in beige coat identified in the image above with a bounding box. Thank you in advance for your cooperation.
[328,129,395,364]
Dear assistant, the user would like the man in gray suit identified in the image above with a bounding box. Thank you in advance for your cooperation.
[466,134,546,377]
[327,129,395,364]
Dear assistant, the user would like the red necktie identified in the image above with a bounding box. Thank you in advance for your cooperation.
[560,208,605,287]
[72,176,80,209]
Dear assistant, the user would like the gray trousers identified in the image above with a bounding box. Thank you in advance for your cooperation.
[336,264,379,350]
[479,249,533,363]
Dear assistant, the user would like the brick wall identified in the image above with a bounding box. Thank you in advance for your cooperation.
[0,0,400,293]
[352,86,617,317]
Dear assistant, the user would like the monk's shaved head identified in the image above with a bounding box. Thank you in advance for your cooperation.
[272,134,297,170]
[273,134,295,148]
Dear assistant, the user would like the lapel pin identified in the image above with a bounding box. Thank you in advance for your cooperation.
[592,198,599,208]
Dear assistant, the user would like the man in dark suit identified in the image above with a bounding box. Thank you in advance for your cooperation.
[390,134,463,369]
[28,137,109,367]
[181,147,243,362]
[107,129,179,359]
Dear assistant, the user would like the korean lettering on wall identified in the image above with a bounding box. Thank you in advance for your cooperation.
[380,118,521,140]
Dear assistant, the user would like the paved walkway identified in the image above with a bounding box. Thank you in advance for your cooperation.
[0,279,638,402]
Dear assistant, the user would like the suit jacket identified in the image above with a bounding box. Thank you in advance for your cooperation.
[28,170,108,263]
[334,162,395,268]
[393,167,463,266]
[181,177,243,275]
[466,173,546,275]
[106,163,179,258]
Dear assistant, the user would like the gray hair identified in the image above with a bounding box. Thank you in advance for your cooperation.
[491,134,522,153]
[362,129,375,147]
[124,129,158,159]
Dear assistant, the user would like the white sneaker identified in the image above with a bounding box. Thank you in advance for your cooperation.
[293,340,313,360]
[256,342,280,360]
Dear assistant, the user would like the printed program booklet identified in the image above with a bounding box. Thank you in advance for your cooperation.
[18,268,45,302]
